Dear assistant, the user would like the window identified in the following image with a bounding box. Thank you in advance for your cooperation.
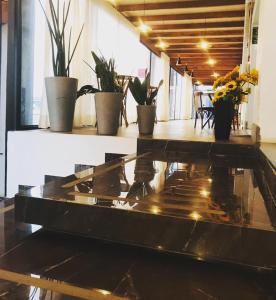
[169,68,183,120]
[17,0,152,127]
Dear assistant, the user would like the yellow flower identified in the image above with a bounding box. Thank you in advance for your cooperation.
[250,68,259,84]
[226,80,237,91]
[212,88,227,104]
[212,77,223,90]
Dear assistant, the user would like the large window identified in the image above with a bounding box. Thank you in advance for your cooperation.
[169,68,184,120]
[17,0,152,127]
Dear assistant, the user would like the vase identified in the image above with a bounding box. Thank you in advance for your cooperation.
[45,77,78,132]
[137,105,156,135]
[214,100,234,140]
[95,92,123,136]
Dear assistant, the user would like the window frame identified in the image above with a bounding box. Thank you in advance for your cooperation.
[6,0,38,131]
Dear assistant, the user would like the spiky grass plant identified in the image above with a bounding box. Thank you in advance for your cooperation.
[129,72,163,105]
[77,51,123,98]
[39,0,83,77]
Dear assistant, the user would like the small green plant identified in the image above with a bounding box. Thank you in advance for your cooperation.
[39,0,84,77]
[77,51,123,98]
[129,73,163,105]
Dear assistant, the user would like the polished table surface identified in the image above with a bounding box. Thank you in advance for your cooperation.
[15,150,276,271]
[0,197,276,299]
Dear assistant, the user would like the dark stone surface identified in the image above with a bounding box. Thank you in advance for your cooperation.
[15,149,276,271]
[137,138,257,157]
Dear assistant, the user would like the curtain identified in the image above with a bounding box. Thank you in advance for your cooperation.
[157,53,170,121]
[38,0,150,128]
[181,74,193,120]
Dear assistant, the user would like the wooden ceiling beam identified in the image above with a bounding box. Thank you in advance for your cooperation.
[140,36,161,57]
[148,30,244,38]
[153,37,243,44]
[169,53,242,58]
[167,49,242,54]
[118,0,246,12]
[170,64,238,70]
[150,22,244,31]
[129,11,245,23]
[167,44,243,49]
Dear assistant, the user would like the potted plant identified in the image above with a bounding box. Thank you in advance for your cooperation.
[78,52,123,135]
[212,66,259,140]
[39,0,83,132]
[129,72,163,135]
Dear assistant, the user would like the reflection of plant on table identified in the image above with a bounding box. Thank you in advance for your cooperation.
[127,158,156,199]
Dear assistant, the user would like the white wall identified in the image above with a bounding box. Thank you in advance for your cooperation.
[254,0,276,142]
[0,24,8,196]
[7,131,137,197]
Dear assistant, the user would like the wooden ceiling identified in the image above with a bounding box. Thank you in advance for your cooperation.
[108,0,246,85]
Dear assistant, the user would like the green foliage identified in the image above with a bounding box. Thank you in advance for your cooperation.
[78,51,123,96]
[39,0,83,77]
[129,73,163,105]
[91,51,122,92]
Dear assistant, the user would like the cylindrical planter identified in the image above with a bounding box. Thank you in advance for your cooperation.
[95,93,123,136]
[45,77,78,132]
[214,100,234,140]
[137,105,156,135]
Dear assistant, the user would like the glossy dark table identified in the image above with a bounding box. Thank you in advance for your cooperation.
[15,149,276,272]
[0,199,276,299]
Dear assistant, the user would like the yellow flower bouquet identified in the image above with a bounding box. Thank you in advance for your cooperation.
[211,66,259,140]
[212,66,259,105]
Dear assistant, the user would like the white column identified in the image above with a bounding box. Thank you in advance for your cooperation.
[157,52,170,121]
[181,74,193,120]
[255,0,276,142]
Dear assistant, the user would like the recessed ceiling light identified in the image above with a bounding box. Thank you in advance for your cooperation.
[156,40,168,50]
[138,22,151,33]
[211,72,220,78]
[207,58,216,66]
[197,40,211,50]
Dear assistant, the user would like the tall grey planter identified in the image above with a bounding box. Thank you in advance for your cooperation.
[45,77,78,132]
[95,93,123,136]
[137,105,156,135]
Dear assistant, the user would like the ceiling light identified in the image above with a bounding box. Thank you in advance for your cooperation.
[195,80,202,85]
[189,211,202,221]
[207,58,216,66]
[138,22,151,34]
[197,40,211,50]
[151,205,161,214]
[200,189,210,197]
[156,40,168,50]
[211,72,220,78]
[176,57,182,66]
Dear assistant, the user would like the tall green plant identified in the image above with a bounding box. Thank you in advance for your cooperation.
[77,51,123,98]
[39,0,84,77]
[129,73,163,105]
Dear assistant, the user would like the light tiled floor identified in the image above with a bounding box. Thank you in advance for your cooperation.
[72,119,252,143]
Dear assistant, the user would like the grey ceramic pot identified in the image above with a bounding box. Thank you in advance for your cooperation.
[45,77,78,132]
[137,105,156,135]
[95,92,123,136]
